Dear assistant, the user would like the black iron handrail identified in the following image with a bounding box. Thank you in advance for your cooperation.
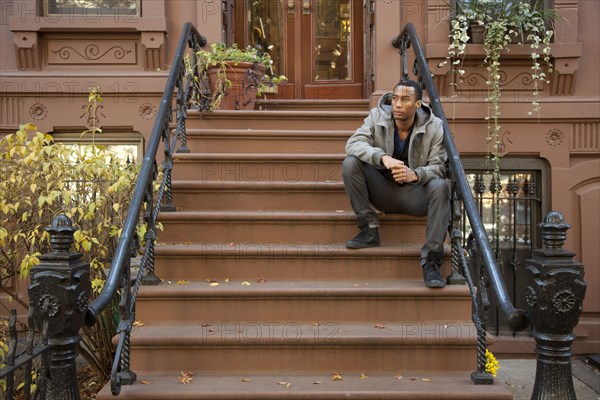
[391,24,529,332]
[82,22,206,395]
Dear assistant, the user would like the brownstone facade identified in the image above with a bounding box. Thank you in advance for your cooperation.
[1,0,598,355]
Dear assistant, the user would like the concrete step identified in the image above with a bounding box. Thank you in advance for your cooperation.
[171,181,349,211]
[157,211,427,244]
[127,321,478,373]
[134,280,470,323]
[187,109,368,130]
[182,129,350,154]
[171,153,344,183]
[97,371,513,399]
[153,243,451,282]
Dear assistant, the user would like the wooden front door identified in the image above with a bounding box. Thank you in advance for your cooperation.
[234,0,365,99]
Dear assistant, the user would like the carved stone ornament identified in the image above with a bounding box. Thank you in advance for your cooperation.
[546,129,564,147]
[139,103,157,120]
[29,103,48,120]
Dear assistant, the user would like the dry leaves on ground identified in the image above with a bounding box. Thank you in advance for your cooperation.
[178,370,194,384]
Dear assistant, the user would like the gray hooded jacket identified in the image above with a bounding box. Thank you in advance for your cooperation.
[345,92,447,185]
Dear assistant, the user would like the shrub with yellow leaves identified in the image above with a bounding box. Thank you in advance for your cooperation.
[0,122,144,383]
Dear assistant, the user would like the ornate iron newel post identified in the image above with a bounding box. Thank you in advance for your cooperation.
[29,215,91,400]
[525,211,586,400]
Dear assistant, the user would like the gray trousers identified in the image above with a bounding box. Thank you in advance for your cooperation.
[342,155,450,264]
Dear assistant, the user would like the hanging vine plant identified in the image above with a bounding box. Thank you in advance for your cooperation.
[443,0,558,247]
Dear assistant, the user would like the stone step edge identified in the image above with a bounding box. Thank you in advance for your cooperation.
[185,128,354,137]
[171,181,345,190]
[136,279,469,300]
[127,321,478,347]
[189,109,369,119]
[154,243,425,258]
[97,371,512,400]
[173,153,345,161]
[158,210,425,223]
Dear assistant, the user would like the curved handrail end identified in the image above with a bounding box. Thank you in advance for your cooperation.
[507,308,529,332]
[84,306,98,327]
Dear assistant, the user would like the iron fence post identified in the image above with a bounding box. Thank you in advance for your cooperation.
[525,211,586,400]
[28,214,91,400]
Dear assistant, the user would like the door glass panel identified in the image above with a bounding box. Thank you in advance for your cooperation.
[248,0,284,77]
[314,0,351,81]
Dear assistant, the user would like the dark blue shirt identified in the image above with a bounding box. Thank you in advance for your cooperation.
[393,121,415,164]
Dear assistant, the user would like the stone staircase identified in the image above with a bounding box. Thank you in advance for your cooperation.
[97,101,512,399]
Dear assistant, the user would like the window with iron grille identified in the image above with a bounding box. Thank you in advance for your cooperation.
[462,157,550,335]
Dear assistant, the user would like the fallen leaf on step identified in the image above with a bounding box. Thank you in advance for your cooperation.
[241,281,251,286]
[422,378,432,382]
[360,372,368,379]
[374,324,385,329]
[176,280,190,285]
[312,322,320,326]
[277,381,292,388]
[336,210,344,213]
[224,278,230,282]
[331,373,343,381]
[395,375,403,380]
[209,281,220,287]
[313,381,322,385]
[257,277,267,283]
[410,377,416,381]
[139,380,151,385]
[132,321,145,327]
[241,378,252,382]
[184,241,192,245]
[178,370,194,384]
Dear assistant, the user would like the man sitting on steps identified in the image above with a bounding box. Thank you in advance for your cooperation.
[342,78,450,288]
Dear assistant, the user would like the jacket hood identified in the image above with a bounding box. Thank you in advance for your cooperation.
[377,91,434,128]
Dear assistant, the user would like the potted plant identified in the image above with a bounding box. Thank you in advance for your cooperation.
[443,0,558,242]
[193,42,286,111]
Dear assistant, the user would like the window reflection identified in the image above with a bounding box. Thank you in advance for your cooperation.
[248,0,284,77]
[64,144,138,164]
[45,0,139,15]
[314,0,351,81]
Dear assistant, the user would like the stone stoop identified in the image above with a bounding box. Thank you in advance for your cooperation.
[97,105,513,399]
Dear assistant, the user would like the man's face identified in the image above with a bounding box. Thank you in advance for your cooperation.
[391,85,422,123]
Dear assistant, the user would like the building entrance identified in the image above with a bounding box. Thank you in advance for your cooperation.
[233,0,365,99]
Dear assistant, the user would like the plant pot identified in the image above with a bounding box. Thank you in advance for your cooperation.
[468,24,486,44]
[207,62,265,110]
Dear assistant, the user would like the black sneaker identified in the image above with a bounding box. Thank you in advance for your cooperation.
[345,226,380,249]
[422,261,446,288]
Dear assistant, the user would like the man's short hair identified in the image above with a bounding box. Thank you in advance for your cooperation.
[394,79,423,101]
